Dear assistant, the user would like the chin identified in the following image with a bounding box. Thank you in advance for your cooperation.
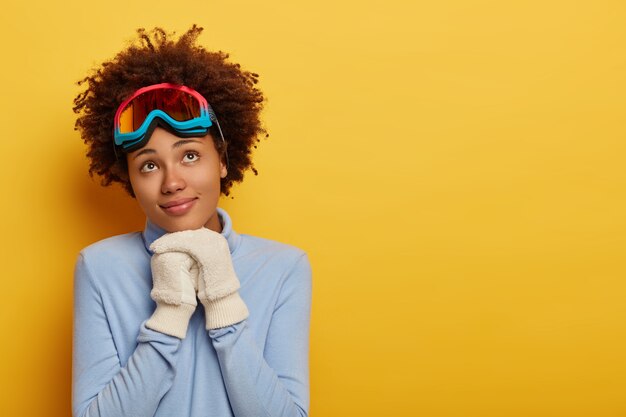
[159,217,208,233]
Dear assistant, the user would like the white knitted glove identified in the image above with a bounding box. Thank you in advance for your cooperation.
[149,228,249,330]
[145,251,199,339]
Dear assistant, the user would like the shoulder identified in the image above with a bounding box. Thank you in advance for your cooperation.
[75,231,150,295]
[236,233,308,266]
[77,231,146,270]
[234,234,312,286]
[80,231,145,258]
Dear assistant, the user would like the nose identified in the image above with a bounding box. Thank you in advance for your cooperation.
[161,165,186,194]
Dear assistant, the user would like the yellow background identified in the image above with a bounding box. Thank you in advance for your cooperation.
[1,1,625,416]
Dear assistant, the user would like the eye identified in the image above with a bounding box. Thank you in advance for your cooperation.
[140,161,158,173]
[183,151,200,163]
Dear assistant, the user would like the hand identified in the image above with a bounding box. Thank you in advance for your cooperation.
[149,228,249,330]
[145,250,199,339]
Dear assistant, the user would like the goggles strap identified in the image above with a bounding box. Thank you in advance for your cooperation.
[209,111,230,171]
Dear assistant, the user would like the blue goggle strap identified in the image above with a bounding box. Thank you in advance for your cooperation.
[114,109,212,148]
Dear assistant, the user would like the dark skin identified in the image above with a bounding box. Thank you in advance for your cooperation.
[74,25,266,198]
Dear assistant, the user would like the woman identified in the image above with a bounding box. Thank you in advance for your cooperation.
[72,26,312,417]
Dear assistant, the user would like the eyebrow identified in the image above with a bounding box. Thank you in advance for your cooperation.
[132,139,203,160]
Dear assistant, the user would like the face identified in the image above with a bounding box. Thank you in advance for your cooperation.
[126,127,227,233]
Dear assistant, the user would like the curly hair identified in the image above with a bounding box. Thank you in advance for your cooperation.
[73,25,265,197]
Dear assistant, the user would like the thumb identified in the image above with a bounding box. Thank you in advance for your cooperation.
[190,261,200,293]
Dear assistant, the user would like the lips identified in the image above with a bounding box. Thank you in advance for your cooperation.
[160,197,196,208]
[159,197,198,216]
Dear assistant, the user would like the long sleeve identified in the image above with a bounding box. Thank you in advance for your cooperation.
[72,253,182,417]
[209,253,312,417]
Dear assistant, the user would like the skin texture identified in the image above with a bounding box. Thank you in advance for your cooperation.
[126,127,227,233]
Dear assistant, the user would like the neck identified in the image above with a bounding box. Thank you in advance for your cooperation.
[204,211,222,233]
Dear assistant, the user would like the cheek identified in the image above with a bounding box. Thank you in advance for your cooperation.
[129,174,159,207]
[193,178,220,197]
[190,166,222,194]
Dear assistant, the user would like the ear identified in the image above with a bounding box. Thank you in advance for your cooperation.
[220,159,228,178]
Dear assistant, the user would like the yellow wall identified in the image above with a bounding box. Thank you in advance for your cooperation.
[1,1,625,416]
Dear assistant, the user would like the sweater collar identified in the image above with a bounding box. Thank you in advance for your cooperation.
[141,207,240,255]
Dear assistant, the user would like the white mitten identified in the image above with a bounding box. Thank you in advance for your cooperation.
[149,228,249,330]
[145,251,199,339]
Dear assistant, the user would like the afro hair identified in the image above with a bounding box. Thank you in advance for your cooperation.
[73,25,266,197]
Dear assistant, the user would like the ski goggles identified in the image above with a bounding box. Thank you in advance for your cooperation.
[113,83,226,154]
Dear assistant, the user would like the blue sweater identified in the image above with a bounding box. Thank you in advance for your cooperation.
[72,208,312,417]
